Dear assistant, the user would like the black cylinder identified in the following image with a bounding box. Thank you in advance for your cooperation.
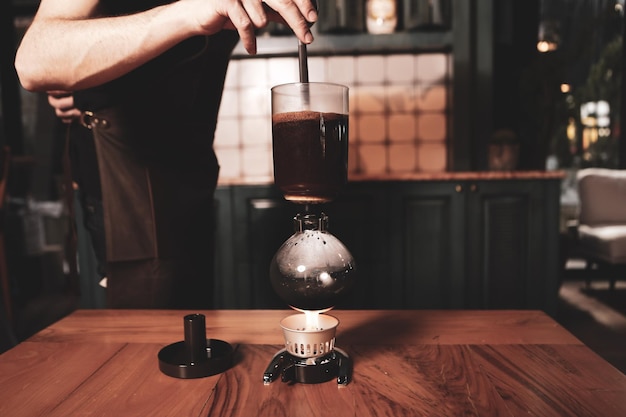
[184,314,207,363]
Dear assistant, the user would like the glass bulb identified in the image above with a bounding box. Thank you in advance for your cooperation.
[269,213,356,312]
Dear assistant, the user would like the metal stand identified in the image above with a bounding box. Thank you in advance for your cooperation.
[263,347,352,385]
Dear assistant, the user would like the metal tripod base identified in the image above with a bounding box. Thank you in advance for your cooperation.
[263,347,352,385]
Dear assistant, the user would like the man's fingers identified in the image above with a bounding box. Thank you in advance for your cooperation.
[47,91,80,121]
[48,94,75,110]
[263,0,316,43]
[241,0,268,28]
[55,107,81,121]
[225,1,258,54]
[47,90,72,98]
[198,0,318,54]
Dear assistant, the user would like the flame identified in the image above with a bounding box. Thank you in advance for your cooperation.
[304,310,321,331]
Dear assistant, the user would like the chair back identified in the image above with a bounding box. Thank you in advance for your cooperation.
[577,168,626,226]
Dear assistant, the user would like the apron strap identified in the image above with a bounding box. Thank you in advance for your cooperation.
[62,124,80,296]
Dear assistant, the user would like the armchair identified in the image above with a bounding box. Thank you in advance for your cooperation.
[576,168,626,290]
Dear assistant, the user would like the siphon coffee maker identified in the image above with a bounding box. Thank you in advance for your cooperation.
[263,82,357,385]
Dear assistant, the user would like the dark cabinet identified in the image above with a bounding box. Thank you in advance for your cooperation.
[384,178,560,314]
[464,179,561,313]
[213,177,561,315]
[388,181,465,309]
[213,185,291,309]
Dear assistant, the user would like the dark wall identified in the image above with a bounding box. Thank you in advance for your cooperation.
[492,0,546,169]
[493,0,624,170]
[0,0,23,154]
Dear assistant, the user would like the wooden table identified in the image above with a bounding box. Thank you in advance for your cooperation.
[1,310,625,417]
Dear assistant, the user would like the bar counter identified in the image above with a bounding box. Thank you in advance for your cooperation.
[217,169,565,186]
[1,309,624,416]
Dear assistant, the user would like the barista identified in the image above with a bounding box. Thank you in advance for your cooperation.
[15,0,318,308]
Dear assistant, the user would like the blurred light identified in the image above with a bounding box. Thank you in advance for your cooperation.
[580,98,613,153]
[581,116,597,127]
[319,272,331,283]
[566,117,576,141]
[597,116,610,127]
[537,40,558,52]
[537,19,560,52]
[560,84,571,93]
[596,100,610,116]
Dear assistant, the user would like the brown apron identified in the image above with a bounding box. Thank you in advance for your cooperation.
[82,32,237,309]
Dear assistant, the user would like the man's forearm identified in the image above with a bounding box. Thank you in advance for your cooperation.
[15,0,317,92]
[15,2,197,92]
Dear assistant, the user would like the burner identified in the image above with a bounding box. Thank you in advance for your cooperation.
[263,313,351,384]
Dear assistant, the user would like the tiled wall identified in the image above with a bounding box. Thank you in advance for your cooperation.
[214,52,451,184]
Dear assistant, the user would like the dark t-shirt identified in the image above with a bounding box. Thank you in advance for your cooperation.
[68,123,102,197]
[71,0,239,198]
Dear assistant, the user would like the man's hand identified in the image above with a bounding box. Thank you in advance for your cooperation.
[47,90,81,124]
[190,0,318,54]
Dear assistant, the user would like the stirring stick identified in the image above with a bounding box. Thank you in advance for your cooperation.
[298,40,310,108]
[298,41,309,83]
[298,0,316,107]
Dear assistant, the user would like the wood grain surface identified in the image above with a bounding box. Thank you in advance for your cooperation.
[1,310,624,417]
[28,309,580,345]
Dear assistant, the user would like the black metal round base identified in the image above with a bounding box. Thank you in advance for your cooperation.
[263,347,352,385]
[158,338,233,379]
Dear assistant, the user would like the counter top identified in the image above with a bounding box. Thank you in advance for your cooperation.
[1,309,624,417]
[217,170,565,187]
[349,170,565,182]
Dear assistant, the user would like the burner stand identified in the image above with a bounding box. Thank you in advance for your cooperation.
[263,347,352,385]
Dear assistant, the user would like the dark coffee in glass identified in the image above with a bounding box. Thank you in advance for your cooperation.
[273,110,348,203]
[271,83,349,204]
